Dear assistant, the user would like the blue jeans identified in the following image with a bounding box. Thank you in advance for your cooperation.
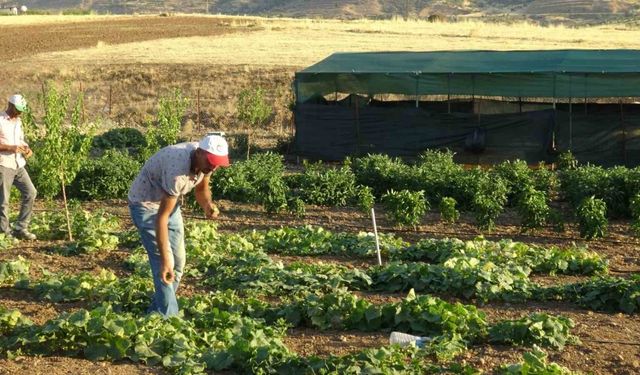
[128,202,185,318]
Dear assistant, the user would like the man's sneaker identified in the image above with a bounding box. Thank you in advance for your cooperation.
[12,230,36,240]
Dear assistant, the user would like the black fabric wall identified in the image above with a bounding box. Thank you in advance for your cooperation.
[293,100,640,166]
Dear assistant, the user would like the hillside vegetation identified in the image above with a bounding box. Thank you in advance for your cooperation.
[15,0,640,24]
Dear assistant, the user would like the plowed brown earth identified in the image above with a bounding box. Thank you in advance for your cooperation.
[1,200,639,374]
[0,16,236,61]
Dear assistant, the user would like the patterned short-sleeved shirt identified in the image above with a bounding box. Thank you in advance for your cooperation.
[128,142,205,208]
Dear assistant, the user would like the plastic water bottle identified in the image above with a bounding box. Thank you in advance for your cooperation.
[389,331,430,348]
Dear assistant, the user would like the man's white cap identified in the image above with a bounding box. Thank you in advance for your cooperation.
[198,135,230,167]
[8,94,27,112]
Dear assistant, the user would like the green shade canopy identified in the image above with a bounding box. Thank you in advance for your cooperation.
[295,50,640,102]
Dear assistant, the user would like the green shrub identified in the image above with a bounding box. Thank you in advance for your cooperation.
[472,173,508,231]
[493,159,535,205]
[411,149,464,203]
[630,194,640,236]
[257,174,290,214]
[140,89,189,161]
[531,162,557,195]
[548,209,566,233]
[451,168,487,211]
[355,185,375,213]
[286,196,306,217]
[439,197,459,223]
[351,154,410,197]
[69,150,141,200]
[92,127,146,152]
[576,196,607,239]
[517,187,549,231]
[382,190,428,228]
[212,152,286,203]
[296,161,357,206]
[559,165,628,218]
[556,150,578,170]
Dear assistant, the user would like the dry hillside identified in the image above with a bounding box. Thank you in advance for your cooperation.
[10,0,640,23]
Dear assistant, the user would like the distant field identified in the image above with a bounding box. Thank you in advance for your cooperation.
[3,14,640,135]
[7,14,640,66]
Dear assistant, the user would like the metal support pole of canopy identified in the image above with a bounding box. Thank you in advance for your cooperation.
[568,74,574,151]
[447,74,451,114]
[354,95,361,156]
[519,97,522,113]
[472,75,480,122]
[621,100,627,166]
[415,75,419,109]
[584,73,588,115]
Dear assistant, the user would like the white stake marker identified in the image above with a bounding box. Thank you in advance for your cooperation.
[371,208,382,266]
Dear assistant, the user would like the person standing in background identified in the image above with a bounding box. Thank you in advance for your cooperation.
[0,94,37,240]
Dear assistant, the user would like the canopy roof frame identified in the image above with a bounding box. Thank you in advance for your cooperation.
[295,50,640,103]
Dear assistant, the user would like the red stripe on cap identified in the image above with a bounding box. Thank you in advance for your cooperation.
[206,152,230,167]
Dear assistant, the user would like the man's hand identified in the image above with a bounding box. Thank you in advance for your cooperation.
[14,145,28,154]
[204,202,220,219]
[23,146,33,159]
[160,260,175,285]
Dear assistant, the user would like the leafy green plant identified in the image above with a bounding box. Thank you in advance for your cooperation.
[252,225,407,258]
[237,86,273,159]
[30,204,120,254]
[382,189,428,228]
[0,257,30,286]
[212,152,286,203]
[472,173,508,231]
[439,196,459,223]
[70,149,141,200]
[412,149,465,203]
[0,232,17,250]
[355,185,375,213]
[576,196,607,239]
[493,159,535,205]
[517,186,549,231]
[556,150,578,170]
[140,89,189,161]
[630,193,640,236]
[286,196,306,217]
[531,162,557,195]
[499,346,578,374]
[552,275,640,314]
[257,174,290,214]
[294,161,358,207]
[351,154,411,197]
[27,84,94,240]
[488,313,578,350]
[389,236,606,276]
[0,308,32,336]
[91,127,146,152]
[559,165,628,218]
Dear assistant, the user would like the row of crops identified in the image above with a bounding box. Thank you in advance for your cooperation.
[34,126,640,238]
[1,207,639,373]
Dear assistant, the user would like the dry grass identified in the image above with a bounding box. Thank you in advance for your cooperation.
[8,15,640,69]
